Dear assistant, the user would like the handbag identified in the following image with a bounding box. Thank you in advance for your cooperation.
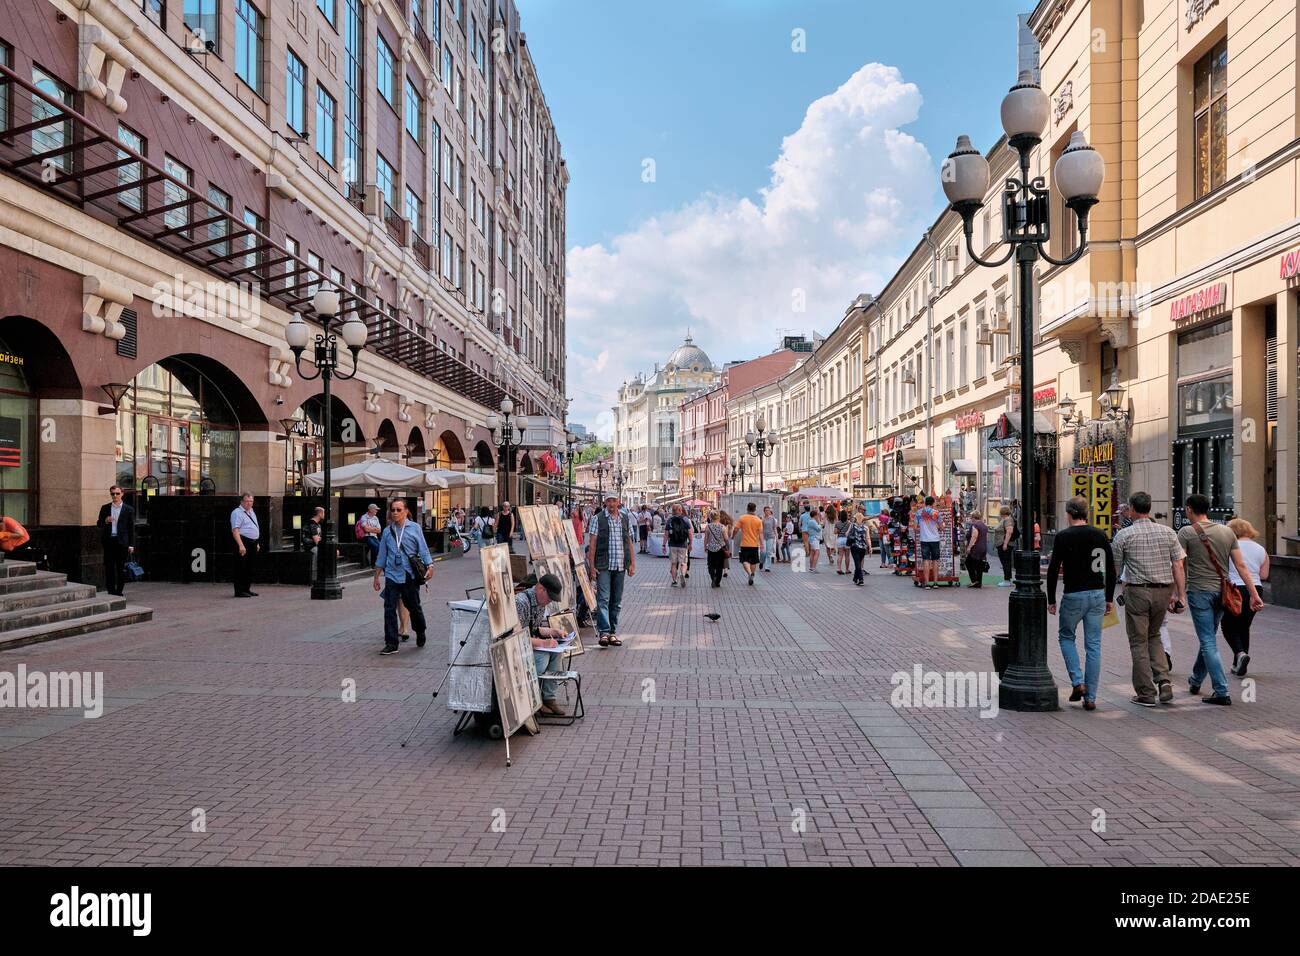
[124,561,145,582]
[1191,520,1242,616]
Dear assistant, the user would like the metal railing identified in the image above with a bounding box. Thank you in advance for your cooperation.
[0,62,534,416]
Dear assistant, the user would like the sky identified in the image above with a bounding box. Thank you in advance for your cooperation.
[517,0,1034,438]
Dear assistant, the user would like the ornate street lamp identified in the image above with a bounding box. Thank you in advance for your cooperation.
[286,288,368,600]
[564,430,587,514]
[745,415,779,492]
[940,71,1104,712]
[486,397,527,509]
[1059,369,1132,437]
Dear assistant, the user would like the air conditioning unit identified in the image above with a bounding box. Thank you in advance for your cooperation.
[991,309,1010,334]
[975,322,993,346]
[944,244,960,262]
[901,367,916,386]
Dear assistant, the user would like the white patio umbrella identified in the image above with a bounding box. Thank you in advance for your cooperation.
[422,468,495,489]
[792,486,850,501]
[303,459,439,490]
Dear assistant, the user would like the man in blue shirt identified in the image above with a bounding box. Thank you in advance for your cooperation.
[373,498,434,655]
[799,506,822,572]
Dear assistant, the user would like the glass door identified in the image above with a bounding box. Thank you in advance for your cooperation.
[1172,432,1234,529]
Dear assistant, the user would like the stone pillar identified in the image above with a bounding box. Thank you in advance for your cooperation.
[38,399,115,584]
[240,429,285,543]
[1233,304,1269,531]
[1276,290,1298,554]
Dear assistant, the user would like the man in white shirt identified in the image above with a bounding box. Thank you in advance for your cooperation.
[360,503,382,566]
[96,485,135,596]
[230,492,260,597]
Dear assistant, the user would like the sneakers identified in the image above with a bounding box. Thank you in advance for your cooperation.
[380,645,399,656]
[1201,694,1232,706]
[1158,682,1173,704]
[1130,695,1157,708]
[1235,653,1250,677]
[998,581,1014,588]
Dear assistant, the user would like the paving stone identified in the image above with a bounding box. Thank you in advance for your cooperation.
[921,809,1007,829]
[934,828,1031,851]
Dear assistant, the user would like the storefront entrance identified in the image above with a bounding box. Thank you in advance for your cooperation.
[1172,316,1234,528]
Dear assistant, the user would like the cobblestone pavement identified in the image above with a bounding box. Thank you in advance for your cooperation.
[0,548,1297,866]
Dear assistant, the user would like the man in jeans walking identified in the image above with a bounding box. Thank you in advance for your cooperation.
[1175,494,1264,706]
[586,494,636,646]
[1111,491,1185,706]
[664,503,692,588]
[1047,496,1116,711]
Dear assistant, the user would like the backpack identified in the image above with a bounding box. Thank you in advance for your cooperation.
[355,518,366,541]
[668,515,691,547]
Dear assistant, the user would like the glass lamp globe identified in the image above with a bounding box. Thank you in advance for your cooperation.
[311,288,339,318]
[340,315,368,350]
[1000,70,1049,144]
[500,397,514,415]
[1055,131,1105,202]
[941,135,990,206]
[285,316,310,351]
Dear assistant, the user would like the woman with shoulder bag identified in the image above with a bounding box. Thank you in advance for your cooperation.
[704,511,728,588]
[1221,518,1269,677]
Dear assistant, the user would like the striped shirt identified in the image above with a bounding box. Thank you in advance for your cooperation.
[1111,518,1185,586]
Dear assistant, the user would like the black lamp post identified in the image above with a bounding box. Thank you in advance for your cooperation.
[485,398,527,509]
[941,70,1105,712]
[564,430,587,514]
[592,458,610,504]
[745,416,779,492]
[286,288,368,600]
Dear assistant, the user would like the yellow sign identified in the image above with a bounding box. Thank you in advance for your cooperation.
[1077,441,1115,466]
[1070,470,1091,500]
[1091,471,1112,536]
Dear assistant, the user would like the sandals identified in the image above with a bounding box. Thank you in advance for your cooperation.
[608,636,623,646]
[598,635,610,647]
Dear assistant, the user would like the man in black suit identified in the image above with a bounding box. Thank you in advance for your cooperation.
[97,485,135,596]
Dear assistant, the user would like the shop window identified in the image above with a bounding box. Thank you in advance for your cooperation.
[115,359,239,498]
[0,337,36,524]
[1193,38,1227,199]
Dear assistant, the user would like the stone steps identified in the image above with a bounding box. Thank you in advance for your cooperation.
[0,560,153,649]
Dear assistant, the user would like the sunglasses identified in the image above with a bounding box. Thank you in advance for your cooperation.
[110,491,123,496]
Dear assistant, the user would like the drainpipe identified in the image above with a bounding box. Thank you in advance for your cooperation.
[923,229,940,494]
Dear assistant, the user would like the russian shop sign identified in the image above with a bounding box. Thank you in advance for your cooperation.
[1077,440,1115,466]
[1168,282,1227,322]
[1281,248,1300,280]
[955,410,983,431]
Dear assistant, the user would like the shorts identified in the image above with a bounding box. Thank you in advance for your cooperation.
[740,546,760,565]
[920,541,940,561]
[837,536,848,548]
[669,546,688,564]
[807,536,821,551]
[639,526,649,540]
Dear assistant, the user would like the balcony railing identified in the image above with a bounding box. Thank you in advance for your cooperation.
[0,62,538,416]
[411,232,431,271]
[383,202,407,245]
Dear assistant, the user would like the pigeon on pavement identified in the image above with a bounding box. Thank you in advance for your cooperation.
[704,613,721,622]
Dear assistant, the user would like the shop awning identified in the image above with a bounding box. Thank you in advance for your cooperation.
[949,458,978,475]
[900,448,928,466]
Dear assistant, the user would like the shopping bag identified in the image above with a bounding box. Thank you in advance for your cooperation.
[1102,603,1119,629]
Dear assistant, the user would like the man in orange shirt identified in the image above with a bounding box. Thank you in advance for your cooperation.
[735,502,765,586]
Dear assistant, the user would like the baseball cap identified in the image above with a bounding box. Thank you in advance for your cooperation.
[538,573,564,603]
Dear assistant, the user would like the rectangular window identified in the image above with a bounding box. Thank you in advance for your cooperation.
[184,0,220,48]
[442,231,453,279]
[958,319,968,387]
[455,157,464,202]
[206,184,231,257]
[405,186,422,238]
[0,43,9,132]
[316,0,334,25]
[442,48,453,90]
[404,80,422,141]
[975,307,987,378]
[234,0,263,95]
[377,34,396,107]
[307,251,322,297]
[163,154,192,236]
[142,1,164,26]
[315,85,336,165]
[284,236,298,278]
[455,69,464,114]
[442,139,453,188]
[286,49,307,135]
[243,208,264,272]
[375,152,395,208]
[31,66,73,172]
[115,124,146,211]
[1193,38,1228,200]
[430,118,441,236]
[342,0,363,189]
[454,243,463,289]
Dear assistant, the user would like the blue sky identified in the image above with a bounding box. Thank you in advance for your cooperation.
[518,0,1035,434]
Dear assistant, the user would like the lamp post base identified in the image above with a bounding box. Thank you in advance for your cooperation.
[999,549,1059,712]
[310,582,344,601]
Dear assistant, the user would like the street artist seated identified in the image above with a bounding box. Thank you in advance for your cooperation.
[513,573,571,717]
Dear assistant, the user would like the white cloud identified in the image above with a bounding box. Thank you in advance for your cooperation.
[565,62,939,438]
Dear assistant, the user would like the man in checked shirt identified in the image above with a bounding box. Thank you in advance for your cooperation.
[1110,492,1187,707]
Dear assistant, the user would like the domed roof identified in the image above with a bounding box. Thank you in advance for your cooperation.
[665,336,713,373]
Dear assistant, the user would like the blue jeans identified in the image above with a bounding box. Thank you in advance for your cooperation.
[1187,590,1229,697]
[363,536,380,566]
[1057,589,1104,701]
[596,568,626,635]
[533,648,563,701]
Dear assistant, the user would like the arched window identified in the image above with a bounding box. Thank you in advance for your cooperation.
[0,337,37,523]
[115,359,239,496]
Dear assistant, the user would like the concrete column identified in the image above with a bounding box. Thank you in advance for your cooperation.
[39,399,114,527]
[1233,304,1269,531]
[1276,290,1298,554]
